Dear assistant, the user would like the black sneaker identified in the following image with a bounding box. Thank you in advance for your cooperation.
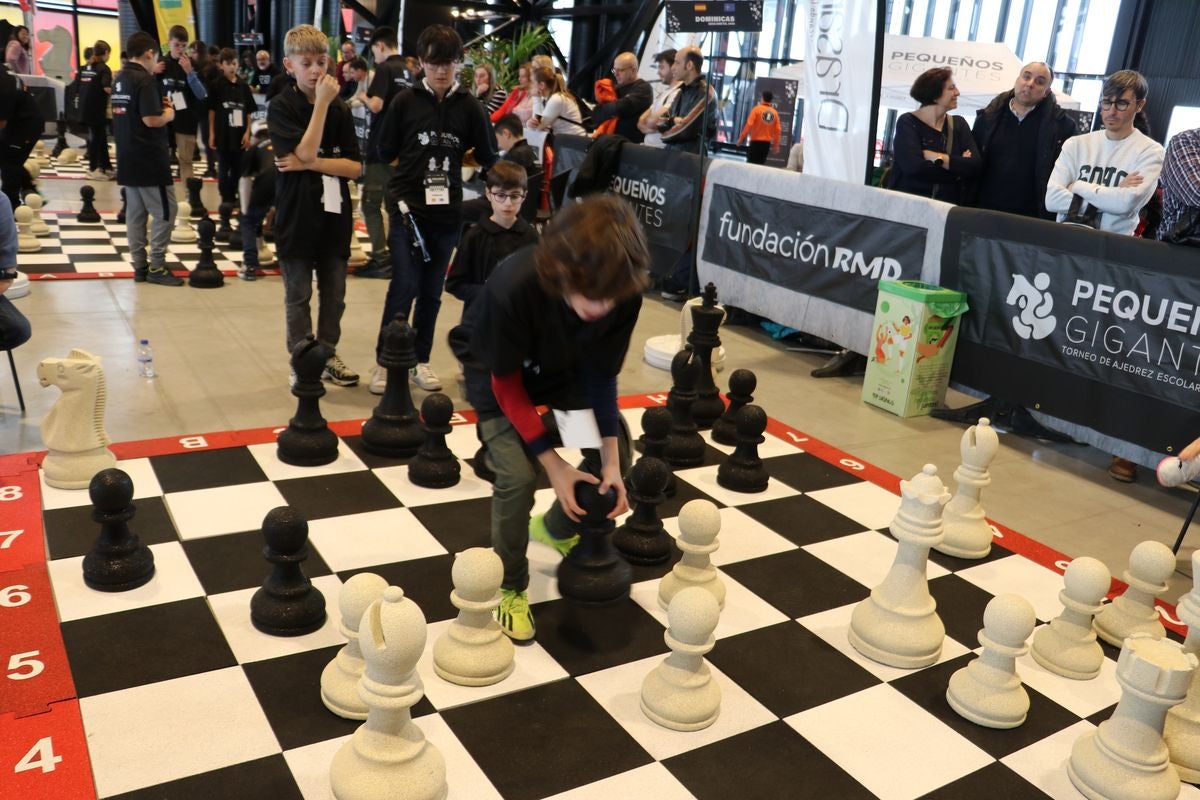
[133,268,148,283]
[353,259,391,279]
[146,268,184,287]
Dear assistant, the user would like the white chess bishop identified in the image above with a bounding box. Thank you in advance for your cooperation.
[1165,551,1200,782]
[848,464,949,668]
[1093,540,1173,647]
[1030,556,1111,680]
[946,593,1036,728]
[432,547,514,686]
[641,586,722,731]
[329,586,447,800]
[935,418,999,559]
[321,572,388,720]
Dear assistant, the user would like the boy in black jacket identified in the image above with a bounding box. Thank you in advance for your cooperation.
[208,47,256,205]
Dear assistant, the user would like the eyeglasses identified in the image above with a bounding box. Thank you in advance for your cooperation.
[422,61,458,73]
[488,191,527,203]
[1100,98,1133,111]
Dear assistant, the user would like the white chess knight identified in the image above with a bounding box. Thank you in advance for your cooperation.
[15,205,39,253]
[347,183,368,267]
[329,586,447,800]
[946,593,1036,729]
[321,572,388,720]
[848,464,950,669]
[641,587,722,731]
[432,548,514,687]
[1069,634,1196,800]
[37,349,116,489]
[25,193,50,236]
[1165,551,1200,782]
[658,500,725,610]
[935,418,999,559]
[1093,540,1174,647]
[1030,556,1111,680]
[171,201,197,243]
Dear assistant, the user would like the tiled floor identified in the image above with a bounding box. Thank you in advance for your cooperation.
[5,175,1198,603]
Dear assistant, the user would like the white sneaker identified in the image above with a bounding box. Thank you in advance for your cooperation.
[369,366,387,395]
[409,363,442,391]
[87,169,111,181]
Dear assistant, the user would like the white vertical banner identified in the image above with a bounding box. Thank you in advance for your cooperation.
[803,0,883,184]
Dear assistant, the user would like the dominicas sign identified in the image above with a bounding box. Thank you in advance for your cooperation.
[666,0,764,32]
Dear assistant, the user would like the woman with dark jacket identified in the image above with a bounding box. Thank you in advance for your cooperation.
[887,67,981,204]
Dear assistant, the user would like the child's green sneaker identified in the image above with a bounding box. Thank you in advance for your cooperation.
[496,588,536,641]
[529,513,579,557]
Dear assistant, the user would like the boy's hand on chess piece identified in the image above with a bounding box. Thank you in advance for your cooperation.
[598,459,629,519]
[542,454,595,522]
[315,74,339,107]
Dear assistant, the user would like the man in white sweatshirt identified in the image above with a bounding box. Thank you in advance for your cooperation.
[1045,70,1163,237]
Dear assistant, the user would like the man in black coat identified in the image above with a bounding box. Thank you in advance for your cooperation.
[591,51,652,144]
[969,62,1078,219]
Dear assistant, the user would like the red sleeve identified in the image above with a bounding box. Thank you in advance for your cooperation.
[491,88,521,123]
[491,371,551,456]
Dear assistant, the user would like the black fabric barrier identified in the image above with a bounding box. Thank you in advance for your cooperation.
[549,135,701,279]
[941,207,1200,453]
[701,183,927,313]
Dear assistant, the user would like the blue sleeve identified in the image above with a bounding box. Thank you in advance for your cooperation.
[0,193,17,269]
[187,71,207,101]
[582,366,620,439]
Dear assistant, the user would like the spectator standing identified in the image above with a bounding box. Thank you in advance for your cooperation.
[591,52,652,143]
[82,41,114,180]
[887,67,981,204]
[737,90,782,164]
[659,46,716,152]
[5,26,30,75]
[638,49,679,148]
[335,40,357,87]
[207,48,256,205]
[1158,127,1200,240]
[238,121,275,281]
[251,50,282,96]
[160,25,209,193]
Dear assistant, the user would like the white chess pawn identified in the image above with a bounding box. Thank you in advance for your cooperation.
[1165,551,1200,781]
[1069,634,1196,800]
[849,464,949,668]
[58,147,79,165]
[935,418,999,559]
[329,586,447,800]
[347,182,368,267]
[321,572,388,720]
[1031,556,1111,680]
[433,548,514,687]
[1093,540,1174,647]
[641,586,722,731]
[172,202,197,243]
[25,193,49,236]
[658,500,725,610]
[24,158,40,181]
[947,593,1036,728]
[15,205,39,253]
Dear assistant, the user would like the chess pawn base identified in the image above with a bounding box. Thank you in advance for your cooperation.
[1030,624,1104,681]
[663,435,705,469]
[936,496,993,559]
[42,446,116,490]
[277,427,339,467]
[640,659,721,732]
[657,568,725,611]
[330,712,448,800]
[613,526,672,565]
[321,652,369,720]
[848,593,944,669]
[432,622,515,687]
[1093,595,1166,647]
[557,552,632,606]
[82,541,155,592]
[1166,700,1200,783]
[946,660,1029,729]
[1069,729,1181,800]
[716,460,768,493]
[360,415,423,459]
[250,583,327,636]
[407,457,461,489]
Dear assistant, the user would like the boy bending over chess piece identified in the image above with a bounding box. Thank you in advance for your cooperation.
[451,195,650,640]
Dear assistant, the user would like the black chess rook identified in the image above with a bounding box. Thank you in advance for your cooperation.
[82,468,156,592]
[712,369,757,446]
[557,482,632,605]
[361,314,424,458]
[250,506,327,636]
[614,456,671,565]
[717,404,770,493]
[277,336,339,466]
[407,393,461,488]
[188,218,224,288]
[689,283,726,428]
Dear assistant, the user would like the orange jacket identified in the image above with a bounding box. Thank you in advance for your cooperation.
[738,102,782,146]
[593,78,619,136]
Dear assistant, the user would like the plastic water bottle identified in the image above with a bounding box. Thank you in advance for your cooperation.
[137,339,155,378]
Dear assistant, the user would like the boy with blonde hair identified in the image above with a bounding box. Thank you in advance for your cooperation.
[269,24,362,386]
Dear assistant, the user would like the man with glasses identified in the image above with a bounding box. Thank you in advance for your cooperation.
[373,24,499,394]
[592,52,652,143]
[1045,69,1164,484]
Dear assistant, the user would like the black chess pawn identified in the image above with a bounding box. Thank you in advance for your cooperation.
[82,468,156,591]
[77,185,100,223]
[557,482,632,605]
[116,187,126,225]
[188,218,224,288]
[361,314,424,458]
[638,406,677,497]
[215,202,233,243]
[717,404,770,493]
[407,393,461,488]
[51,113,67,157]
[250,506,327,636]
[186,177,207,218]
[228,214,243,249]
[689,282,726,429]
[712,368,757,446]
[664,349,706,468]
[277,336,339,466]
[614,456,671,565]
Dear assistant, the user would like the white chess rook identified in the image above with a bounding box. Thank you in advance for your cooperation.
[849,464,950,669]
[26,193,50,236]
[15,205,39,252]
[1165,551,1200,782]
[330,586,447,800]
[37,349,116,489]
[171,201,197,243]
[433,548,514,687]
[1031,556,1111,680]
[1069,635,1196,800]
[658,500,725,610]
[946,593,1036,728]
[641,587,722,731]
[935,418,999,559]
[1093,540,1173,647]
[321,572,388,720]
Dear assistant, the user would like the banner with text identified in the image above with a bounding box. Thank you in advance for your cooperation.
[942,208,1200,454]
[803,0,883,184]
[754,77,800,168]
[666,0,764,31]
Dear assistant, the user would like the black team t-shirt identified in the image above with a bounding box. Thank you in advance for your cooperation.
[364,54,411,164]
[376,81,498,227]
[268,83,360,260]
[82,61,111,125]
[209,77,256,151]
[160,56,200,132]
[111,63,171,187]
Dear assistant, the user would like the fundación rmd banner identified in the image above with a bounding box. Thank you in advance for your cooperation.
[702,182,926,312]
[943,208,1200,453]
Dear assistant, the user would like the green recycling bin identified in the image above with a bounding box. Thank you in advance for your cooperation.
[861,280,969,417]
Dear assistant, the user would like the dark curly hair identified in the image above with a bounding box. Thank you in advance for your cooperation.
[910,67,953,107]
